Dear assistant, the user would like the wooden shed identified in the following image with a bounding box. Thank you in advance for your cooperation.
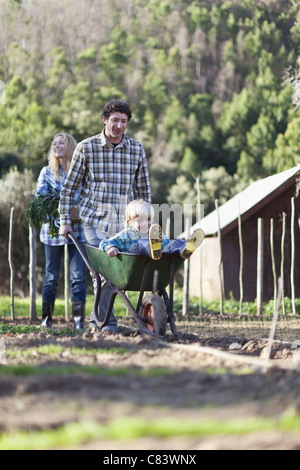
[186,165,300,302]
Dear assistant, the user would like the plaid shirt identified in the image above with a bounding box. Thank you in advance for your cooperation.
[100,227,169,253]
[59,131,151,235]
[36,166,86,246]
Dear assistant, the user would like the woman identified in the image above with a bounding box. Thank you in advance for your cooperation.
[36,132,86,330]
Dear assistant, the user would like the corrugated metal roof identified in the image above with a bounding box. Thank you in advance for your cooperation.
[185,165,300,237]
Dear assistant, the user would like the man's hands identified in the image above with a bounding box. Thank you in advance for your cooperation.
[60,224,73,240]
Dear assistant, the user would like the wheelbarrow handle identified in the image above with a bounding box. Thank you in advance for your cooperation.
[67,232,103,328]
[67,232,97,276]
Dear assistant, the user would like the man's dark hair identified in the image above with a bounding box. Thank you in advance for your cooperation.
[101,99,132,121]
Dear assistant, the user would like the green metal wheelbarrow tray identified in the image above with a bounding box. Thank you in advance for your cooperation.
[68,234,184,337]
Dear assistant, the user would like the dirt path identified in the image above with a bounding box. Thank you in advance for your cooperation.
[1,316,300,450]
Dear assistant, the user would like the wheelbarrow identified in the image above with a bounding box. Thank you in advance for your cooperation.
[68,234,185,337]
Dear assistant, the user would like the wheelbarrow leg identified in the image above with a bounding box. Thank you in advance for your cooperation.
[135,258,151,313]
[117,289,153,338]
[160,289,178,336]
[93,288,118,330]
[158,258,178,336]
[91,274,119,332]
[92,271,102,327]
[168,258,178,335]
[67,233,117,333]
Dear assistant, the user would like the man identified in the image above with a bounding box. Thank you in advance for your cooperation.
[59,99,151,334]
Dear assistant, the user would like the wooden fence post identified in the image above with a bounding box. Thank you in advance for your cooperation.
[194,175,203,315]
[182,218,191,316]
[64,244,70,321]
[215,200,223,315]
[290,197,296,314]
[29,226,37,321]
[8,207,15,320]
[256,218,264,316]
[199,243,203,315]
[263,277,283,374]
[238,201,243,315]
[281,212,286,315]
[270,219,277,311]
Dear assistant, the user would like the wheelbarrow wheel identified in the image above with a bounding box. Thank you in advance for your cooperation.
[139,293,167,336]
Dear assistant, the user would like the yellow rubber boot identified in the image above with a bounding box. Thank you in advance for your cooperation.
[149,224,162,260]
[180,228,205,259]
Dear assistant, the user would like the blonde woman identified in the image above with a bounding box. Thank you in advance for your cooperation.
[36,133,86,330]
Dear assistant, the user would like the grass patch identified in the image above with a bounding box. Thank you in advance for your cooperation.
[0,363,175,378]
[0,295,131,319]
[6,344,128,359]
[187,295,300,317]
[1,293,300,322]
[1,408,300,450]
[0,323,76,336]
[0,324,40,335]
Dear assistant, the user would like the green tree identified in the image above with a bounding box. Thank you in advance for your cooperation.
[46,47,73,100]
[218,88,259,172]
[0,167,35,221]
[98,26,128,85]
[75,46,98,83]
[6,42,31,81]
[0,0,299,201]
[0,167,37,295]
[188,93,213,128]
[149,159,179,205]
[18,102,57,171]
[237,114,277,180]
[198,166,244,215]
[0,75,56,175]
[263,116,300,173]
[167,174,197,208]
[180,147,199,175]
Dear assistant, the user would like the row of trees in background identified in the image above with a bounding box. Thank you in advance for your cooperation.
[1,0,299,182]
[0,0,299,295]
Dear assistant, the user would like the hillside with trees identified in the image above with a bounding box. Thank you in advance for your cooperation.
[0,0,299,295]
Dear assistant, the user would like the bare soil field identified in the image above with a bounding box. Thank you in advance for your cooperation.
[1,314,300,450]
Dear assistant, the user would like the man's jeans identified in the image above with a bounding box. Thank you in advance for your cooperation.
[83,223,118,333]
[42,243,86,303]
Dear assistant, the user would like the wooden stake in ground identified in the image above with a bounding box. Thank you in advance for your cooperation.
[270,219,277,310]
[29,226,37,321]
[8,207,15,320]
[290,197,296,314]
[193,174,203,315]
[280,212,286,315]
[182,217,191,317]
[215,199,224,316]
[64,244,70,321]
[256,218,264,316]
[237,201,243,315]
[263,277,283,373]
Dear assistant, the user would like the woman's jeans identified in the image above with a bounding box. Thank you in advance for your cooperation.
[83,223,118,333]
[42,243,86,303]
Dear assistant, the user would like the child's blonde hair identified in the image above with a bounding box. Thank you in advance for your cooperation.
[126,199,154,226]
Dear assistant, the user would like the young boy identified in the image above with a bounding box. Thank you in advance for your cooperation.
[99,199,205,260]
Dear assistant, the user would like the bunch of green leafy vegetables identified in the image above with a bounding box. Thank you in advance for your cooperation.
[26,187,61,238]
